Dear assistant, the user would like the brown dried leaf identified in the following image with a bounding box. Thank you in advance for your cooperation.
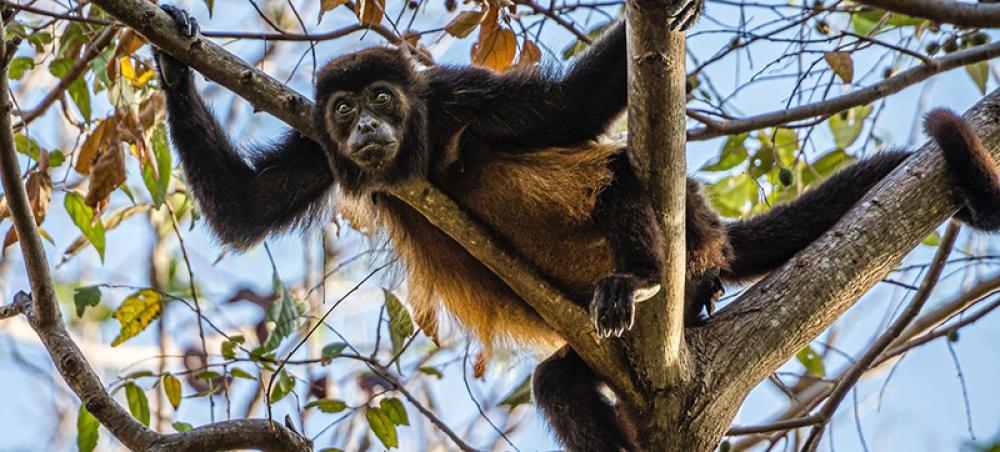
[26,170,53,225]
[473,351,488,379]
[517,39,541,67]
[480,0,500,35]
[472,28,516,72]
[114,29,147,60]
[824,51,854,84]
[355,0,385,26]
[85,146,127,210]
[76,118,115,175]
[446,10,487,38]
[138,92,165,134]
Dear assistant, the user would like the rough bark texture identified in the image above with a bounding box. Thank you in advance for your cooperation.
[624,2,691,448]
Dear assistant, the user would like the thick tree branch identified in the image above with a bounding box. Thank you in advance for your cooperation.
[85,0,639,401]
[694,88,1000,408]
[687,40,1000,141]
[151,419,311,451]
[853,0,1000,29]
[0,18,310,452]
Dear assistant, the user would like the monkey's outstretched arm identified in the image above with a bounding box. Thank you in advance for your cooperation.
[426,20,627,150]
[154,6,334,249]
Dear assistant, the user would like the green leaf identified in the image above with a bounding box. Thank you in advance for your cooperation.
[828,105,873,150]
[305,399,348,413]
[385,289,414,366]
[321,342,347,362]
[204,0,216,16]
[418,366,443,379]
[49,150,66,167]
[796,345,826,378]
[172,422,193,432]
[49,58,91,122]
[562,22,613,60]
[366,406,399,449]
[922,231,942,246]
[163,374,182,409]
[270,370,295,403]
[380,398,409,426]
[77,405,99,452]
[8,57,35,80]
[706,174,756,218]
[64,192,106,260]
[221,335,245,359]
[15,133,43,160]
[702,133,749,172]
[230,368,256,380]
[966,61,989,95]
[196,371,222,381]
[142,124,172,208]
[499,374,532,410]
[73,285,101,317]
[110,289,163,346]
[125,383,150,427]
[262,271,307,352]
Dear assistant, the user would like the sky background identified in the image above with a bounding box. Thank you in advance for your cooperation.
[1,0,1000,451]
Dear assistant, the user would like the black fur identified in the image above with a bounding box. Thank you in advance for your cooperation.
[153,4,1000,449]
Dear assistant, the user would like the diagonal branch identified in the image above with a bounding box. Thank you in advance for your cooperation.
[86,0,639,400]
[852,0,1000,29]
[693,88,1000,406]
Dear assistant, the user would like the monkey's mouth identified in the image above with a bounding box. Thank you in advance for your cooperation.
[351,140,398,169]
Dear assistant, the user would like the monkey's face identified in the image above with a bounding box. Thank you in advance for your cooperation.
[326,82,406,172]
[314,48,429,193]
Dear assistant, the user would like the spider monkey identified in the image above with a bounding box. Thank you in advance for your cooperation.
[153,4,1000,451]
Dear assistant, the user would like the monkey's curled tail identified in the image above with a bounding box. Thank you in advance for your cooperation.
[924,108,1000,231]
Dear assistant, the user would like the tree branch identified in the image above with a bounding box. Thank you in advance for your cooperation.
[0,18,311,452]
[687,40,1000,141]
[852,0,1000,29]
[694,88,1000,408]
[151,419,311,452]
[85,0,639,401]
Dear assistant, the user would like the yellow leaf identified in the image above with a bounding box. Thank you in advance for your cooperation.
[111,289,163,347]
[120,57,136,82]
[162,374,182,410]
[823,51,854,84]
[472,28,516,72]
[446,10,486,38]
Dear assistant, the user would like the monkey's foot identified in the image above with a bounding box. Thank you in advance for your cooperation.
[590,275,661,338]
[686,274,724,325]
[667,0,703,31]
[153,5,200,88]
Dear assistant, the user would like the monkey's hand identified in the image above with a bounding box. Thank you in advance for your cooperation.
[153,5,200,89]
[667,0,703,31]
[591,275,661,338]
[685,271,724,325]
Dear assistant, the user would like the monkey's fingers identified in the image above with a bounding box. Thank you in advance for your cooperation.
[160,4,200,37]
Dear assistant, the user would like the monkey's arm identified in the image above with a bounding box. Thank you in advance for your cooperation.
[153,10,334,249]
[426,20,626,150]
[589,150,665,337]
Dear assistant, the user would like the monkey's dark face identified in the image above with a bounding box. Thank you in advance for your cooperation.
[314,48,429,193]
[326,82,405,171]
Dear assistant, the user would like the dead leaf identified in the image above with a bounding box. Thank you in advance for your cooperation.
[824,51,854,84]
[76,118,115,175]
[472,28,516,72]
[138,92,165,134]
[446,10,487,38]
[26,170,53,225]
[85,145,127,211]
[473,351,488,379]
[318,0,350,24]
[355,0,385,26]
[517,39,541,67]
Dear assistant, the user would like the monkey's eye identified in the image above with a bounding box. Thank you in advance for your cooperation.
[335,102,354,115]
[373,91,392,105]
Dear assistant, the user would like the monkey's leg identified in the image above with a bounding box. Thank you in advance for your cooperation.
[533,346,636,452]
[925,108,1000,231]
[591,150,665,338]
[723,150,910,282]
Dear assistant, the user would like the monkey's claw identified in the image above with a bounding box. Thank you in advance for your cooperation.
[160,4,200,37]
[591,275,659,338]
[667,0,703,31]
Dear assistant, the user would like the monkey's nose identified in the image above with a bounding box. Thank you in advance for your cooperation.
[358,119,379,134]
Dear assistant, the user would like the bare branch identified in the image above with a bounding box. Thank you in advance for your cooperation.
[687,40,1000,141]
[853,0,1000,29]
[151,419,311,452]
